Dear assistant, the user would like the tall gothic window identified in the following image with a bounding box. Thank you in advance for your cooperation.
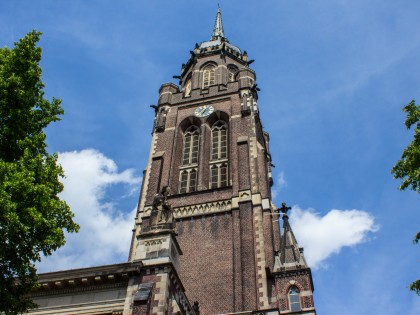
[211,121,227,160]
[203,64,216,88]
[179,126,200,193]
[182,126,200,165]
[210,120,228,188]
[288,287,301,312]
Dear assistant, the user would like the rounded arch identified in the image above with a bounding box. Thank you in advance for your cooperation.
[200,61,218,71]
[178,116,202,133]
[205,110,229,127]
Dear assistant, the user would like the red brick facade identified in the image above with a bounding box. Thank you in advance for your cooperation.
[129,10,316,315]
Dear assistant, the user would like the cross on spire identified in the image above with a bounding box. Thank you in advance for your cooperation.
[211,5,225,40]
[279,202,291,216]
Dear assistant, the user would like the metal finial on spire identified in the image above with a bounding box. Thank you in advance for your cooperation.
[211,5,225,39]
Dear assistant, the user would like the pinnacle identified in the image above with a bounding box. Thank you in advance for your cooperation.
[211,5,225,40]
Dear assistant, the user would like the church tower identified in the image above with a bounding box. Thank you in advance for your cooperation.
[129,8,316,315]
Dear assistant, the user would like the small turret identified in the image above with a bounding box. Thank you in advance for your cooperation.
[275,203,309,270]
[272,203,316,314]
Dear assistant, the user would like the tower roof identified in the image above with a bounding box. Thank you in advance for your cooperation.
[198,6,241,54]
[274,203,309,271]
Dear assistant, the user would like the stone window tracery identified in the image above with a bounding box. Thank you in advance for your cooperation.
[179,169,197,194]
[210,163,228,189]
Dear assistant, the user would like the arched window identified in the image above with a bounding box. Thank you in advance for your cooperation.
[228,66,238,82]
[210,120,228,189]
[182,126,200,165]
[211,121,227,160]
[179,125,200,193]
[184,77,192,97]
[179,169,197,194]
[210,163,228,189]
[203,64,216,88]
[288,287,301,312]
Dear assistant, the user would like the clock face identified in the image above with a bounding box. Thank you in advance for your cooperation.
[194,105,214,118]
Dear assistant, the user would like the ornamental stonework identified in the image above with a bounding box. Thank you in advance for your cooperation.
[142,199,232,218]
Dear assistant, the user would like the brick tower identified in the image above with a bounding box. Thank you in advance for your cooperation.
[129,7,316,315]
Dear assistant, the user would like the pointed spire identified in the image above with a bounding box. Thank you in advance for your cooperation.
[211,5,225,40]
[275,203,309,270]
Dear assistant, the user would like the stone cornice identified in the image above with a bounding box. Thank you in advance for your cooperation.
[34,261,142,293]
[175,94,233,107]
[272,267,312,277]
[141,193,271,219]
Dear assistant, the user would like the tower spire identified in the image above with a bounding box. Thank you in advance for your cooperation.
[275,203,309,270]
[211,5,225,40]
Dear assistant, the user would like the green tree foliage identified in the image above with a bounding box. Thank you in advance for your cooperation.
[391,100,420,295]
[392,100,420,194]
[0,31,79,314]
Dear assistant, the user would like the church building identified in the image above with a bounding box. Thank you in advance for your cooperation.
[29,8,316,315]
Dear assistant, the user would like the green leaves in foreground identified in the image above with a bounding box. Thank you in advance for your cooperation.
[0,31,79,314]
[392,100,420,193]
[391,100,420,296]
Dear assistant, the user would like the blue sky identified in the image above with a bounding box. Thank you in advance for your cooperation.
[1,1,420,314]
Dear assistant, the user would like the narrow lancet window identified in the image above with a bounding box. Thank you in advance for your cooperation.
[210,120,228,188]
[179,125,200,193]
[289,287,301,312]
[211,121,227,160]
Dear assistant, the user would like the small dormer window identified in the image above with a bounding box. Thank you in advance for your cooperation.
[203,65,216,88]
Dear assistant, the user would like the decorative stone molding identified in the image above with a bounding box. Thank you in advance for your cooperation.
[144,239,164,246]
[174,200,232,218]
[142,200,232,218]
[238,189,251,202]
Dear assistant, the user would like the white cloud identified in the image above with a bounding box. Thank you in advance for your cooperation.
[289,206,379,269]
[37,149,141,272]
[272,171,287,198]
